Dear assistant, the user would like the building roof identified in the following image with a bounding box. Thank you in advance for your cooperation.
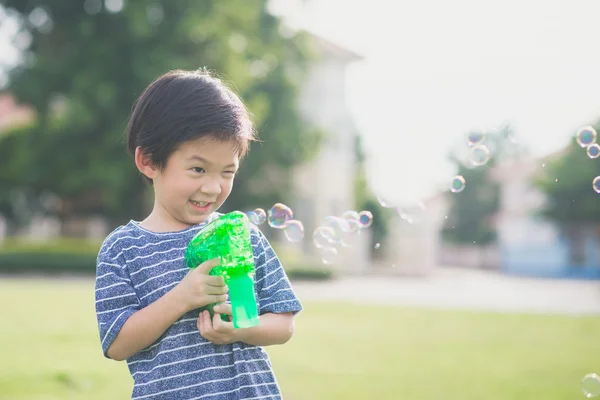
[306,31,364,62]
[0,92,35,131]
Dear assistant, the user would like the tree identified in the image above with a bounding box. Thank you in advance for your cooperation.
[534,132,600,226]
[353,135,391,257]
[441,125,523,245]
[0,0,321,231]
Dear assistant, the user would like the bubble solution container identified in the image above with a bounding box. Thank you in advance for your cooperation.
[184,211,260,329]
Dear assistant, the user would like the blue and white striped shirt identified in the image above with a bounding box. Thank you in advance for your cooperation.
[95,213,302,399]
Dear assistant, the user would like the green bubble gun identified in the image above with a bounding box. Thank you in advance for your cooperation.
[184,211,260,329]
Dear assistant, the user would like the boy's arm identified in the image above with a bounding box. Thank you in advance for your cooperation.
[203,303,294,346]
[105,288,189,361]
[235,312,295,346]
[97,256,226,361]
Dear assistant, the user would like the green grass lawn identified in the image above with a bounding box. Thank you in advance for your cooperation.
[0,278,597,399]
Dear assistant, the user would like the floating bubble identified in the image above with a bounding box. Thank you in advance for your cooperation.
[267,203,293,229]
[246,211,256,223]
[594,176,600,194]
[323,216,351,245]
[341,211,361,233]
[467,144,491,167]
[376,193,396,208]
[587,144,600,159]
[577,126,597,148]
[283,220,304,242]
[582,373,600,398]
[503,126,518,144]
[450,175,466,193]
[397,201,427,224]
[358,210,373,228]
[374,243,381,249]
[313,226,336,249]
[342,210,360,221]
[345,218,362,235]
[320,247,338,265]
[247,208,266,225]
[466,131,485,146]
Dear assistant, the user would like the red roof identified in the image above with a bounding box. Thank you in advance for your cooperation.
[0,92,35,131]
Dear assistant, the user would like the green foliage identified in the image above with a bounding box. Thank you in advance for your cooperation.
[0,1,320,225]
[441,165,500,245]
[534,134,600,225]
[0,237,101,253]
[0,237,100,274]
[353,135,391,254]
[441,127,521,245]
[0,237,333,278]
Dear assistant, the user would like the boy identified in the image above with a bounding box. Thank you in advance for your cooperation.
[95,69,302,399]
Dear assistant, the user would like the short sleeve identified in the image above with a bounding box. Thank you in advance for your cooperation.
[95,244,140,358]
[252,229,303,315]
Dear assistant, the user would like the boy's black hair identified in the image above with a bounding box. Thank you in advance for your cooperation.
[126,69,256,183]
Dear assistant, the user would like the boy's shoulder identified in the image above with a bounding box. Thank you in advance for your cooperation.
[98,222,140,257]
[249,223,267,246]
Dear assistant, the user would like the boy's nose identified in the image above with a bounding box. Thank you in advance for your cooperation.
[200,180,222,197]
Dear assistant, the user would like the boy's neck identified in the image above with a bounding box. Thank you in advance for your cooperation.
[140,209,196,233]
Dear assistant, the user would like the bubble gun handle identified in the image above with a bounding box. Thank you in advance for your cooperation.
[184,211,260,329]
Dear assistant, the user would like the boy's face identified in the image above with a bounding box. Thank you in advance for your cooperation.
[150,137,240,229]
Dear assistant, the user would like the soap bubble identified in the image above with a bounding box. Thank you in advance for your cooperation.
[345,218,361,234]
[587,144,600,159]
[450,175,466,193]
[594,177,600,194]
[374,243,381,249]
[247,208,266,225]
[341,211,361,233]
[467,144,491,167]
[576,126,597,148]
[267,203,293,229]
[376,193,397,208]
[342,210,360,222]
[284,220,304,242]
[358,210,373,228]
[313,226,336,249]
[320,247,338,265]
[397,201,427,224]
[582,373,600,398]
[466,131,485,146]
[503,125,518,144]
[323,216,351,245]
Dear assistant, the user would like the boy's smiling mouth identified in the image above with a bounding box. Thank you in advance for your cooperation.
[189,200,213,212]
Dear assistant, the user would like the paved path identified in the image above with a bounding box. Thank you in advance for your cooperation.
[291,267,600,315]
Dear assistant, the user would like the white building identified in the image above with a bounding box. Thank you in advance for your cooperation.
[286,33,371,273]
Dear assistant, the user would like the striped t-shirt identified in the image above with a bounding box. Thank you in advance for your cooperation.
[94,213,303,399]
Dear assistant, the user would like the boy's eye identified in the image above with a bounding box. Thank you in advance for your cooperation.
[192,167,205,173]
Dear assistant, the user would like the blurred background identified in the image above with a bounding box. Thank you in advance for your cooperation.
[0,0,599,399]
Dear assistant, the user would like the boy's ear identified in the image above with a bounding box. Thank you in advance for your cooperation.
[134,147,160,179]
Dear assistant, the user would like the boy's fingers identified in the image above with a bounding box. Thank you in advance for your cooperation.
[213,313,232,333]
[210,294,228,304]
[205,275,226,287]
[205,284,228,295]
[196,258,220,274]
[200,310,213,333]
[213,303,232,315]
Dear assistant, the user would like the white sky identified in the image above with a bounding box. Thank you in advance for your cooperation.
[282,0,600,204]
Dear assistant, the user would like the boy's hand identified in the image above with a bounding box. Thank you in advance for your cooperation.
[175,258,228,312]
[197,303,238,345]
